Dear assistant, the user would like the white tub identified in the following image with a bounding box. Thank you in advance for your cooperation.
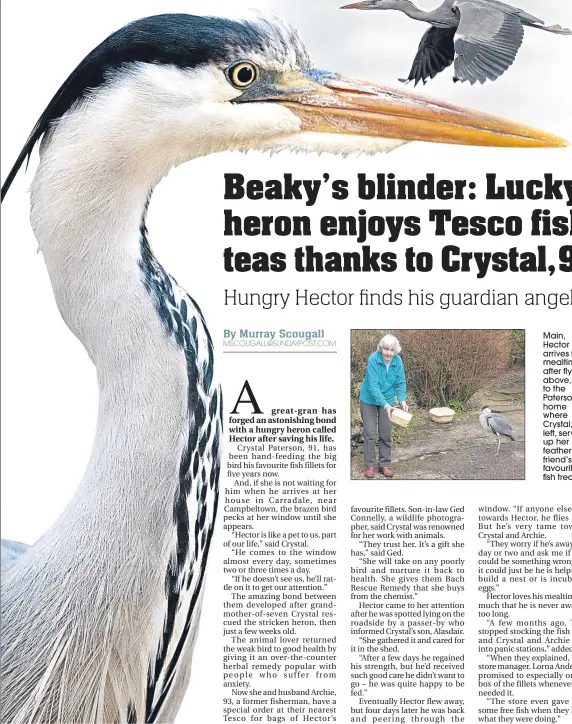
[390,408,413,427]
[429,407,456,424]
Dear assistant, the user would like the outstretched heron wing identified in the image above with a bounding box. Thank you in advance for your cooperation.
[453,0,524,83]
[489,413,514,438]
[1,538,29,572]
[401,26,456,86]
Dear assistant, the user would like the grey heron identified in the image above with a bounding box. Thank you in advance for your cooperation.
[0,12,565,724]
[479,405,516,454]
[342,0,572,85]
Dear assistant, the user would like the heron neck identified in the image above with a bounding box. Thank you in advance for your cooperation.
[395,1,432,22]
[28,163,190,545]
[32,178,154,352]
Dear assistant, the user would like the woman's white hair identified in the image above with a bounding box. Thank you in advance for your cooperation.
[378,334,401,354]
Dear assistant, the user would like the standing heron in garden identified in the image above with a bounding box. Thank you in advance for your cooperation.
[0,12,565,724]
[342,0,572,85]
[479,405,516,454]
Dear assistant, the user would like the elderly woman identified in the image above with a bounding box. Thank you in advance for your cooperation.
[360,334,408,479]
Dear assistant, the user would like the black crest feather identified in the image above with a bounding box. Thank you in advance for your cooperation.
[1,13,291,202]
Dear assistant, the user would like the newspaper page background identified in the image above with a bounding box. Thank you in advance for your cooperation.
[1,1,571,723]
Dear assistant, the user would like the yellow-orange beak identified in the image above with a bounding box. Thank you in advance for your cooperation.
[268,70,568,148]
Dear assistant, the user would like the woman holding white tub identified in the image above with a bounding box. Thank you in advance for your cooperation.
[359,334,408,479]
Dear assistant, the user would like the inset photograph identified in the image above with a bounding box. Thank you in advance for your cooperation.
[351,330,525,480]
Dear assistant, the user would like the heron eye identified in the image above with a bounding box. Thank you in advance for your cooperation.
[227,61,258,89]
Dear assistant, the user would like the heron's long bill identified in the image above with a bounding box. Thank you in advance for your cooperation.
[275,71,568,148]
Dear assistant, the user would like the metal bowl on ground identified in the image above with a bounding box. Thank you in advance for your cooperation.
[429,407,456,424]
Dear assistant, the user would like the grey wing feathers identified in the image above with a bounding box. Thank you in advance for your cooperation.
[453,1,524,83]
[1,539,29,572]
[488,414,515,439]
[481,1,571,34]
[479,0,542,25]
[401,26,456,85]
[482,0,543,25]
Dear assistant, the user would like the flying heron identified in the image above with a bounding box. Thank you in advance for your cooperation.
[0,12,565,724]
[479,405,516,454]
[342,0,572,85]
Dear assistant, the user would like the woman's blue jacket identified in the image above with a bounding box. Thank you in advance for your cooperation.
[360,351,407,408]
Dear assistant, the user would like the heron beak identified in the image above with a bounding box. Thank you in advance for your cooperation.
[271,70,568,148]
[340,2,373,7]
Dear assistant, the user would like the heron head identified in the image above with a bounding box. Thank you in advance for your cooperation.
[1,13,568,202]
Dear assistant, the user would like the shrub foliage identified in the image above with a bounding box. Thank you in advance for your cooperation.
[352,329,511,408]
[510,330,525,367]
